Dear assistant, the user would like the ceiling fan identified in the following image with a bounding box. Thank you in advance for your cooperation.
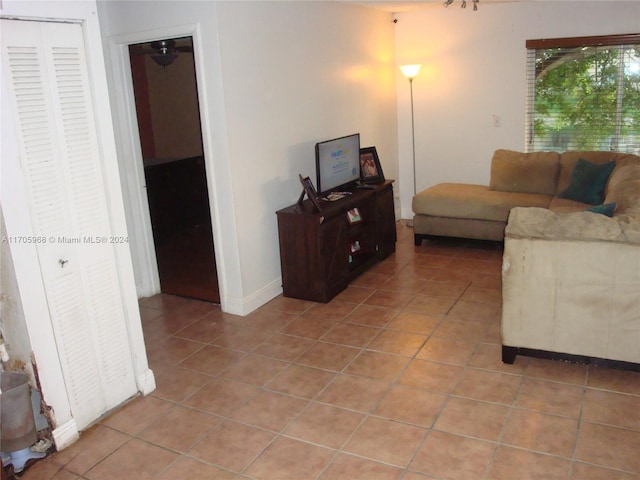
[130,38,193,67]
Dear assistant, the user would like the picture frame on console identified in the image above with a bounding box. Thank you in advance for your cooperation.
[298,174,323,212]
[360,147,384,183]
[346,207,363,225]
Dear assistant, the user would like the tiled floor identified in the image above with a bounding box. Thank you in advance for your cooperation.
[17,223,640,479]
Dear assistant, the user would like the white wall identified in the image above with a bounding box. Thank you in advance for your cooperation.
[98,1,398,313]
[395,1,640,219]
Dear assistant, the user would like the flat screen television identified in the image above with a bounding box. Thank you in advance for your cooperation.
[315,133,361,195]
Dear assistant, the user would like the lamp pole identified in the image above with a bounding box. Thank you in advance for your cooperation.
[399,64,422,226]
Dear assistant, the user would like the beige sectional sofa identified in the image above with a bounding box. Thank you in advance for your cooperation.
[413,149,640,368]
[412,149,640,244]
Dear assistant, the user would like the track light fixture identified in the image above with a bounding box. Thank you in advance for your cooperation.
[444,0,479,11]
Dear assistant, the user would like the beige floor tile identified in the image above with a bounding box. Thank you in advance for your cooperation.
[344,304,399,327]
[397,358,464,393]
[418,279,468,298]
[317,374,390,412]
[319,453,403,480]
[487,445,571,480]
[410,430,495,480]
[384,311,442,335]
[587,367,640,396]
[244,437,334,480]
[250,333,314,361]
[459,285,501,304]
[575,422,640,474]
[434,317,490,341]
[280,316,338,339]
[172,314,229,343]
[416,336,477,366]
[138,405,220,452]
[343,416,426,467]
[156,457,236,480]
[405,294,457,315]
[242,308,298,330]
[183,377,259,417]
[434,397,510,441]
[570,462,640,479]
[380,274,430,294]
[333,285,376,304]
[266,364,336,399]
[100,396,173,436]
[219,353,288,386]
[350,271,391,289]
[296,341,361,371]
[367,329,427,356]
[303,300,358,320]
[84,438,179,480]
[210,326,272,351]
[525,357,588,385]
[145,336,205,366]
[178,345,245,375]
[447,300,500,322]
[582,388,640,430]
[257,295,314,315]
[49,424,130,475]
[284,403,365,449]
[321,322,381,348]
[189,420,274,472]
[363,289,414,309]
[345,350,410,382]
[230,390,308,432]
[374,385,447,427]
[452,368,521,404]
[501,409,578,458]
[515,377,585,418]
[150,363,214,403]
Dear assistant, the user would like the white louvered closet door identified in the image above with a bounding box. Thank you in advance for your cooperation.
[1,19,137,429]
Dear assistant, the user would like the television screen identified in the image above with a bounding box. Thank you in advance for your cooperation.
[315,133,361,195]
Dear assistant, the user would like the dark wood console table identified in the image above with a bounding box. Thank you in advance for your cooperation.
[276,180,396,303]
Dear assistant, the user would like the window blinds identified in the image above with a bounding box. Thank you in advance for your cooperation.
[525,34,640,154]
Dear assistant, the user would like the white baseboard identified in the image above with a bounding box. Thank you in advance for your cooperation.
[222,278,282,316]
[136,368,156,396]
[52,418,79,451]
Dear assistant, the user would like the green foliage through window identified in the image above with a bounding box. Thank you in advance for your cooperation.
[526,36,640,154]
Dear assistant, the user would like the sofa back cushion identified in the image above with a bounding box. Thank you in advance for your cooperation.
[489,150,560,195]
[604,163,640,216]
[557,151,640,195]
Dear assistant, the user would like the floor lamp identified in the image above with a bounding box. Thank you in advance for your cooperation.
[399,64,421,227]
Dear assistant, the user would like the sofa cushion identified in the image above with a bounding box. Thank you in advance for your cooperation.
[412,183,553,222]
[489,149,560,195]
[548,197,592,214]
[558,158,615,205]
[556,151,638,195]
[586,203,616,217]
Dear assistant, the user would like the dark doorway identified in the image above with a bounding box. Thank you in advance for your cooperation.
[129,37,220,303]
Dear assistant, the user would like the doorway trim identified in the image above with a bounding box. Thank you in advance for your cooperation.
[107,24,229,310]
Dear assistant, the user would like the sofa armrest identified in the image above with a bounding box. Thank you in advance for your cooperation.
[505,207,640,245]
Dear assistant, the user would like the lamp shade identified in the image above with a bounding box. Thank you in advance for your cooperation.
[399,64,422,79]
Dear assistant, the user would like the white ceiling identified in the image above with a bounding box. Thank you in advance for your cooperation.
[349,0,516,13]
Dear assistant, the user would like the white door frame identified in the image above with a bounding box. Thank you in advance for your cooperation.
[107,24,225,307]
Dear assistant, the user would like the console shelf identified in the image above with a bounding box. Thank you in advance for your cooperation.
[276,180,396,303]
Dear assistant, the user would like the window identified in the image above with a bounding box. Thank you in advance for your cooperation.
[526,34,640,154]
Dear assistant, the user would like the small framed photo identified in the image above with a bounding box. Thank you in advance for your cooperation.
[346,207,363,225]
[359,147,384,184]
[298,174,323,212]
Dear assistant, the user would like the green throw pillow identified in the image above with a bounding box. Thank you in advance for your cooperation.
[559,158,616,205]
[586,202,616,217]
